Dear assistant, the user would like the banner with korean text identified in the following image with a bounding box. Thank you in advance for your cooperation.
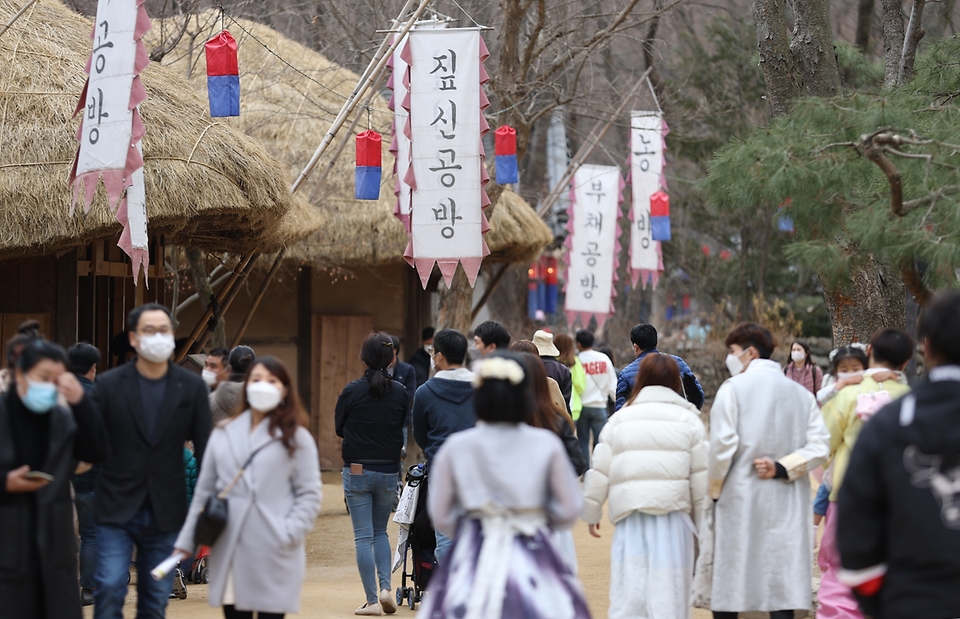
[628,111,666,289]
[564,164,623,328]
[404,28,491,288]
[70,0,151,283]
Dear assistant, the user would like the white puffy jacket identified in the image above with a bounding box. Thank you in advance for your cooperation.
[582,385,709,526]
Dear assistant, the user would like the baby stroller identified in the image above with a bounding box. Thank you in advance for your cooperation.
[393,463,436,610]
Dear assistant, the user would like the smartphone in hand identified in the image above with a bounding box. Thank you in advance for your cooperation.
[22,471,54,483]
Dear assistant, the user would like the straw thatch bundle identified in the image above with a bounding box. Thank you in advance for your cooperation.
[149,13,551,268]
[0,0,313,261]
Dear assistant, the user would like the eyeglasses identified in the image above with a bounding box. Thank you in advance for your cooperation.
[138,327,172,336]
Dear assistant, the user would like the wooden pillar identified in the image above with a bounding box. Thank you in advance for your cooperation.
[403,267,431,358]
[297,265,313,420]
[55,249,78,348]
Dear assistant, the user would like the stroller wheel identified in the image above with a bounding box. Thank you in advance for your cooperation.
[409,592,417,610]
[396,588,403,606]
[200,567,210,584]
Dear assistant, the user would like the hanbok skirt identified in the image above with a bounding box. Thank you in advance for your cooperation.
[419,518,591,619]
[610,511,695,619]
[816,502,862,619]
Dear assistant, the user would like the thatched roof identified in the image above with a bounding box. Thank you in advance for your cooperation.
[149,13,552,268]
[0,0,315,261]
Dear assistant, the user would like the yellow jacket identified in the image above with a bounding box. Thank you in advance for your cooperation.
[821,373,910,500]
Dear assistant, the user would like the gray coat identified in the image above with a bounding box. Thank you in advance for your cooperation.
[175,411,321,614]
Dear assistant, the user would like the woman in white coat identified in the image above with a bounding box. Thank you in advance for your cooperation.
[174,356,322,619]
[583,353,709,619]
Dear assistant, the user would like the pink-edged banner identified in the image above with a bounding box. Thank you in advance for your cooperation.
[563,164,623,329]
[628,111,668,289]
[70,0,151,284]
[403,28,491,288]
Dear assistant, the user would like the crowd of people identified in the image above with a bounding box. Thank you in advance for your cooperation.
[2,290,960,619]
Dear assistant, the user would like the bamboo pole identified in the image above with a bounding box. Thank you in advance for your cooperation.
[0,0,38,40]
[174,252,254,363]
[290,0,435,193]
[470,263,509,320]
[536,68,653,218]
[230,251,285,347]
[194,253,260,353]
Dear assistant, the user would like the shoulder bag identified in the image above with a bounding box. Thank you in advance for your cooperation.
[194,439,275,546]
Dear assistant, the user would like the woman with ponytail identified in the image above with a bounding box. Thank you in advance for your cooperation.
[335,333,409,615]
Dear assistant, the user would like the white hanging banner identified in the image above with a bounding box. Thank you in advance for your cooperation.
[629,111,665,289]
[389,31,413,229]
[564,164,622,328]
[405,28,491,288]
[70,0,151,283]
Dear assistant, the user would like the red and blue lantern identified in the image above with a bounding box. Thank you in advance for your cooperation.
[650,190,671,241]
[355,130,382,201]
[494,125,519,185]
[543,256,558,314]
[205,31,240,117]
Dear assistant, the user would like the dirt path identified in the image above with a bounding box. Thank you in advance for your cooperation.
[84,472,714,618]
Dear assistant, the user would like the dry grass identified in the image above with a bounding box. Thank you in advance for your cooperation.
[0,0,304,260]
[149,12,551,268]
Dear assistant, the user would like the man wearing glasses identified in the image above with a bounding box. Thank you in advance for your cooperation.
[89,303,212,619]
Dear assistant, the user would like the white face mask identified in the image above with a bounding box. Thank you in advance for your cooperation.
[791,350,806,363]
[725,351,747,376]
[201,369,218,387]
[136,333,175,364]
[837,370,864,380]
[247,381,283,412]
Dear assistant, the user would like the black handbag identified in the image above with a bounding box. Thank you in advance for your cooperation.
[194,440,275,547]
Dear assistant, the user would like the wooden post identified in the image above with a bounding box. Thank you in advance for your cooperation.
[297,265,313,417]
[194,254,259,353]
[230,251,285,347]
[174,253,254,362]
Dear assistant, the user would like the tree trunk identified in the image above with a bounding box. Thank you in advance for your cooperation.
[186,248,226,348]
[753,0,801,117]
[897,0,926,85]
[883,0,906,86]
[821,258,906,345]
[436,268,475,335]
[856,0,875,51]
[791,0,842,97]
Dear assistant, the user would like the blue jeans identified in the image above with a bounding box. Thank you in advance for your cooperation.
[434,530,453,565]
[343,468,398,604]
[74,491,98,591]
[576,406,608,468]
[94,505,178,619]
[813,482,831,517]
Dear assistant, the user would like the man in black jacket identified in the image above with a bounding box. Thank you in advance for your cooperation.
[407,327,434,388]
[91,304,212,619]
[838,290,960,619]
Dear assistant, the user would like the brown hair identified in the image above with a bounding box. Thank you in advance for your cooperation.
[553,333,577,367]
[628,353,683,403]
[519,352,574,431]
[724,322,776,359]
[236,356,310,456]
[508,340,538,355]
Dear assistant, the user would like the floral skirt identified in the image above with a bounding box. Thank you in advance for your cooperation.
[419,518,592,619]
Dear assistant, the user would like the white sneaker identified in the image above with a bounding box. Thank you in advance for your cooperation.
[380,589,397,614]
[356,603,382,616]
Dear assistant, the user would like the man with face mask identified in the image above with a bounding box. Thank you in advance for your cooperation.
[693,322,830,619]
[89,303,212,619]
[201,347,230,391]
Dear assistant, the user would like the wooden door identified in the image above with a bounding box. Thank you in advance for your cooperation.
[311,315,374,470]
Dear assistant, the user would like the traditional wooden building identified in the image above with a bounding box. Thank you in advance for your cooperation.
[0,0,316,368]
